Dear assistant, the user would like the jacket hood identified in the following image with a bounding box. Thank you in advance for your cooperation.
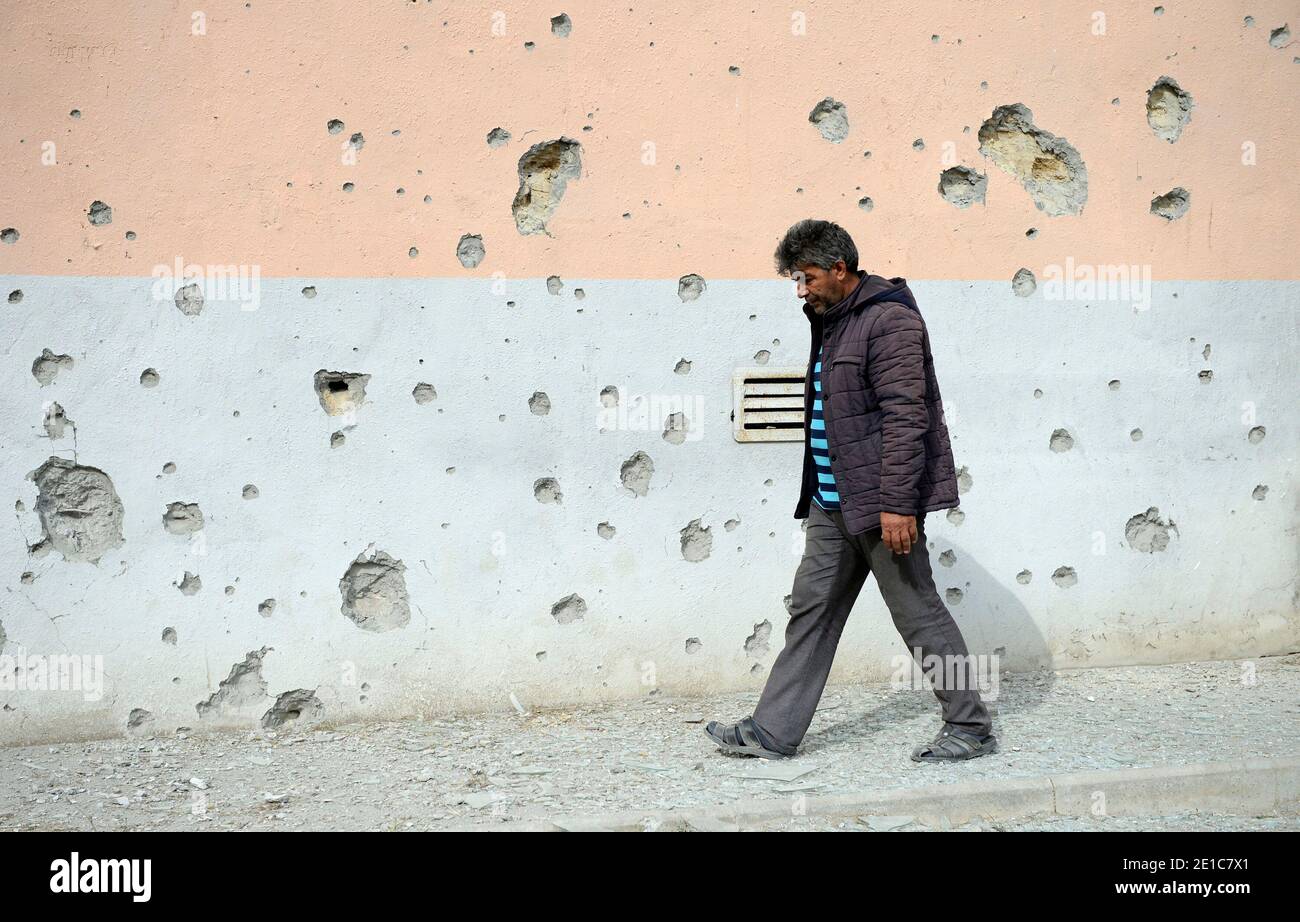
[802,270,915,326]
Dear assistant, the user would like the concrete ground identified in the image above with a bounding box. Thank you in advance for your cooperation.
[2,654,1297,831]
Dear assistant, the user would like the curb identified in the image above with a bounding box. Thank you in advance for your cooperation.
[449,753,1300,831]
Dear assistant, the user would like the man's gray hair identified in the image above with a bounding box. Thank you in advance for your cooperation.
[773,219,859,276]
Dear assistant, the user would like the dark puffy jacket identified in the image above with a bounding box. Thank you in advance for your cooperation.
[794,270,960,535]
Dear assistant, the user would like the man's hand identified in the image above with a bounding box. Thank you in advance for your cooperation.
[880,512,918,555]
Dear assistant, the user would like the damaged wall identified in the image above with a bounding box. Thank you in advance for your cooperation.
[0,0,1297,744]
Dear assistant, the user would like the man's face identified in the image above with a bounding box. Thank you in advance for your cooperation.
[793,261,848,314]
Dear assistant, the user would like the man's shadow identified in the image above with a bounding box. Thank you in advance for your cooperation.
[805,528,1054,749]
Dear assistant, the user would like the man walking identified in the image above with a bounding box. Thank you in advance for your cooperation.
[706,219,997,763]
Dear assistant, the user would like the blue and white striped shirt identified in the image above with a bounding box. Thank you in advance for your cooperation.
[809,345,841,511]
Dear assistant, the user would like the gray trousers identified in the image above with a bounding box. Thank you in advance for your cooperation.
[753,501,993,749]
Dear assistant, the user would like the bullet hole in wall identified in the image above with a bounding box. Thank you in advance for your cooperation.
[1150,187,1190,220]
[551,593,586,625]
[678,274,706,302]
[457,234,485,267]
[512,137,583,235]
[938,166,987,208]
[1146,76,1194,142]
[534,477,563,504]
[978,103,1088,215]
[339,549,410,632]
[680,518,712,562]
[620,450,655,496]
[27,457,126,563]
[31,349,73,386]
[195,647,271,718]
[174,282,204,316]
[1125,507,1179,552]
[808,97,849,142]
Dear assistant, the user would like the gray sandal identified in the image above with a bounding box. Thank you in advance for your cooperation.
[705,716,796,759]
[911,725,998,763]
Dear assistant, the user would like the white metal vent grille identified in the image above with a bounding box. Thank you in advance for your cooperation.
[731,366,806,443]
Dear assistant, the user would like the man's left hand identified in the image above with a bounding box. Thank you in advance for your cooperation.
[880,512,918,555]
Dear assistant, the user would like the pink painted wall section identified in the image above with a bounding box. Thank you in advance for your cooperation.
[0,0,1296,280]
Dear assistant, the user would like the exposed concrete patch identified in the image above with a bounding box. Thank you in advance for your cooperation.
[550,13,572,37]
[512,137,582,236]
[534,477,563,504]
[677,274,706,302]
[412,382,437,404]
[956,466,973,494]
[662,411,688,444]
[937,166,987,207]
[174,282,204,316]
[597,521,616,540]
[177,571,201,595]
[27,457,125,564]
[1150,187,1190,220]
[1051,566,1078,588]
[680,518,712,562]
[1146,76,1194,143]
[339,548,410,632]
[314,370,370,416]
[1012,268,1036,297]
[486,127,511,148]
[126,708,154,735]
[551,593,586,625]
[162,501,204,535]
[326,119,344,134]
[195,647,271,719]
[456,233,485,268]
[1125,506,1179,552]
[546,275,563,295]
[261,689,324,729]
[978,104,1088,216]
[528,391,551,415]
[808,97,849,142]
[31,349,73,386]
[86,200,112,226]
[744,620,772,656]
[43,402,72,440]
[620,451,655,496]
[1049,428,1074,452]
